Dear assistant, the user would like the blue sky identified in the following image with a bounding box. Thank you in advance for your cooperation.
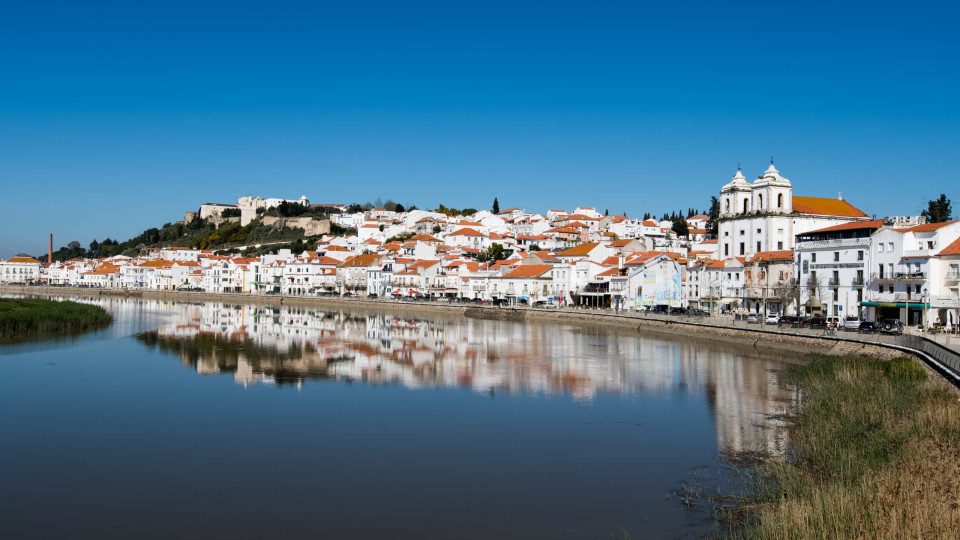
[2,0,958,257]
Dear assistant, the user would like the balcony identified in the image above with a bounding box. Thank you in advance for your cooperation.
[894,271,925,282]
[870,272,894,284]
[944,271,959,284]
[851,277,865,287]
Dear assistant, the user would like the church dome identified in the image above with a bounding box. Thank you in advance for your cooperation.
[721,168,752,192]
[754,161,791,187]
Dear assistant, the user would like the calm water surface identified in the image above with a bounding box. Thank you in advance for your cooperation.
[0,296,796,539]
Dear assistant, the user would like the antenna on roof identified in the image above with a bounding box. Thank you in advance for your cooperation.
[737,162,741,171]
[770,156,774,165]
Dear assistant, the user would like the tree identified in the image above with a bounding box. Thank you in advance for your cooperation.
[707,196,720,238]
[492,198,500,214]
[922,194,953,223]
[604,209,609,216]
[395,203,405,213]
[89,239,99,254]
[68,241,81,250]
[477,243,512,262]
[529,244,541,252]
[432,225,442,234]
[671,218,689,237]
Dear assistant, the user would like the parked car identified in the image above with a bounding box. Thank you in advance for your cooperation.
[669,307,687,315]
[746,313,760,324]
[532,300,547,307]
[808,315,827,327]
[688,308,709,317]
[778,315,803,325]
[651,305,669,314]
[826,316,842,328]
[858,321,878,334]
[879,319,904,335]
[765,314,780,325]
[843,316,862,331]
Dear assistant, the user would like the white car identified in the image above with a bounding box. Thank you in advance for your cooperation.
[765,314,780,325]
[843,316,861,331]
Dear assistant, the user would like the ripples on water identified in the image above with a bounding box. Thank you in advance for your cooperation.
[0,295,798,540]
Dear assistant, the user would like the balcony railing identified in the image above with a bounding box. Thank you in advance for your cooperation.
[946,271,960,282]
[870,272,894,284]
[851,277,865,287]
[894,272,926,282]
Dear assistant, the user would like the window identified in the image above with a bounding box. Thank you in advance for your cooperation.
[915,284,921,294]
[743,199,749,213]
[724,199,730,212]
[857,289,862,302]
[879,243,885,253]
[857,250,864,261]
[757,228,761,234]
[834,252,840,262]
[739,243,745,256]
[777,241,783,250]
[777,193,784,208]
[724,244,729,257]
[833,271,839,284]
[888,242,894,251]
[811,253,817,263]
[758,194,763,209]
[928,241,935,249]
[740,230,745,236]
[757,241,762,252]
[833,289,839,301]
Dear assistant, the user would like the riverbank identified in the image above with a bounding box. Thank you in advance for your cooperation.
[730,354,960,539]
[0,297,113,343]
[0,285,915,362]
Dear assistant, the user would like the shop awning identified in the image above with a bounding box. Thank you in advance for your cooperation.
[861,302,930,308]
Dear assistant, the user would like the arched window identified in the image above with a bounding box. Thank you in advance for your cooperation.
[777,193,784,208]
[743,198,749,213]
[724,199,730,212]
[758,194,763,209]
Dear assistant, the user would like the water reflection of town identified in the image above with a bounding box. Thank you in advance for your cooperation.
[127,300,794,456]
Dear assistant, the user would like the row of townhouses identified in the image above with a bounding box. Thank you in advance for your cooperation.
[2,163,958,328]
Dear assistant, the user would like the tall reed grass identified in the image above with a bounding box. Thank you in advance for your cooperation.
[734,355,960,539]
[0,298,112,343]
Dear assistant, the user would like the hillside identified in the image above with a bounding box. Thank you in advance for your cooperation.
[41,215,356,262]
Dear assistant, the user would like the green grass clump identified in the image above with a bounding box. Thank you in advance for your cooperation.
[732,355,960,539]
[0,298,113,343]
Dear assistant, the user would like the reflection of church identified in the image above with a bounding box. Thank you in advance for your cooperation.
[135,301,795,456]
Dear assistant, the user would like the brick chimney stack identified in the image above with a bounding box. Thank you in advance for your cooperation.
[49,234,53,263]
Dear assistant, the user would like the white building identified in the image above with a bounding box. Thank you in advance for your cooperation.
[795,219,882,319]
[718,162,869,260]
[0,256,42,283]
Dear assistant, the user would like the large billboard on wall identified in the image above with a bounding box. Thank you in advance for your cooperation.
[632,256,682,308]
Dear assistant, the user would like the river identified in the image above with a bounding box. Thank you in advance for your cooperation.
[0,295,797,539]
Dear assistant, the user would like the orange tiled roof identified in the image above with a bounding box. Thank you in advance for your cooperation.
[502,264,553,278]
[792,196,868,217]
[4,256,41,264]
[902,220,959,233]
[748,250,795,263]
[338,254,381,268]
[448,227,484,237]
[804,219,885,234]
[556,242,599,257]
[938,236,960,256]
